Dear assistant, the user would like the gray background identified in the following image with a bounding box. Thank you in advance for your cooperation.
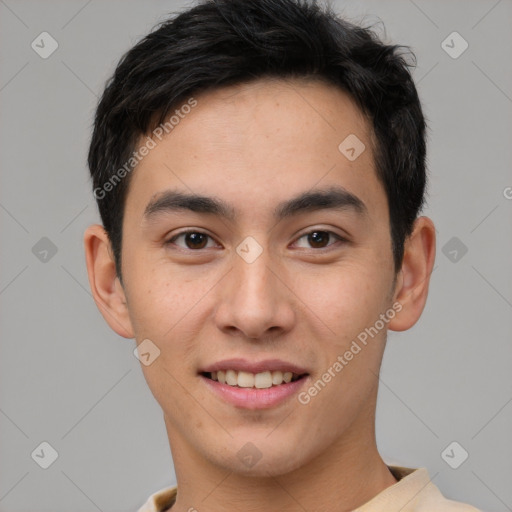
[1,0,511,510]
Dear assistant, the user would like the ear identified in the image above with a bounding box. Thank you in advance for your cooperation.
[388,216,436,332]
[83,224,134,339]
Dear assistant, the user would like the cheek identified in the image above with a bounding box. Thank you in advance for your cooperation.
[124,262,218,395]
[124,260,204,339]
[289,260,392,412]
[128,270,205,410]
[290,260,390,342]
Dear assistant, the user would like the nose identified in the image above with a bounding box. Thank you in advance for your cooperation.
[213,243,296,340]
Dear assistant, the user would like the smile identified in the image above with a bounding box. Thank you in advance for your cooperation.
[203,370,305,388]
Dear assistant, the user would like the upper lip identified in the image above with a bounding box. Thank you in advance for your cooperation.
[199,358,309,375]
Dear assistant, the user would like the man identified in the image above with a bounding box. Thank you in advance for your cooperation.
[83,0,480,510]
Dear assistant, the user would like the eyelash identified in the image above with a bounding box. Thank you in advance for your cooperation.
[165,229,346,251]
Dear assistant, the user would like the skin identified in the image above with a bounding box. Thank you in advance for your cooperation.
[84,78,436,512]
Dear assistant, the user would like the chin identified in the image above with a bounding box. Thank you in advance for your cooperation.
[208,439,310,478]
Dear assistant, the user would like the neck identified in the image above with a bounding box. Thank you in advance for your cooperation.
[164,404,397,512]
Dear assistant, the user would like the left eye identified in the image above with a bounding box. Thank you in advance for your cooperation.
[166,231,218,250]
[293,230,343,249]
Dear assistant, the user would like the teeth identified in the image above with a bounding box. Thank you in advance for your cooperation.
[254,371,272,389]
[207,369,302,388]
[238,371,254,388]
[226,369,238,386]
[272,370,283,385]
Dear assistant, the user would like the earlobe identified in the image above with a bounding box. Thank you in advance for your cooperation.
[83,224,135,339]
[388,216,436,332]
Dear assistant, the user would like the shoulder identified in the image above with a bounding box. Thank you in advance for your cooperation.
[390,466,481,512]
[137,485,177,512]
[355,466,481,512]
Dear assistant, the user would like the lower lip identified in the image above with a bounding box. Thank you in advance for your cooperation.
[200,375,309,409]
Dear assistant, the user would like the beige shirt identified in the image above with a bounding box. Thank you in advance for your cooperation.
[137,466,481,512]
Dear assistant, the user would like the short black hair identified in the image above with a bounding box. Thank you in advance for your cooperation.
[88,0,427,282]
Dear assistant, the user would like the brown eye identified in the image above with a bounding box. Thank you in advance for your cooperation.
[308,231,330,248]
[293,230,344,250]
[185,232,208,249]
[166,231,217,250]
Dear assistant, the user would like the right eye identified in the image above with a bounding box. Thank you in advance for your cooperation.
[165,230,220,251]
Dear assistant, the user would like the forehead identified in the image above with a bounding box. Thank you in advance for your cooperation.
[124,78,385,225]
[168,77,371,158]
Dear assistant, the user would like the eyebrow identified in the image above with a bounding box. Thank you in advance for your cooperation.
[143,186,368,223]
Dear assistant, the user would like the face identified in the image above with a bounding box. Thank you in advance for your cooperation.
[116,79,400,475]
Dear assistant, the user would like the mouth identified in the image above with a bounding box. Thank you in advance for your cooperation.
[201,370,308,388]
[198,359,310,409]
[198,358,310,410]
